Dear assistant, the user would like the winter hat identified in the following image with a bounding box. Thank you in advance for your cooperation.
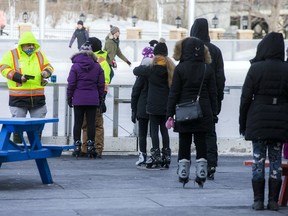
[79,42,92,52]
[149,40,158,47]
[87,37,102,52]
[142,47,154,58]
[110,25,120,34]
[77,20,84,26]
[153,38,168,56]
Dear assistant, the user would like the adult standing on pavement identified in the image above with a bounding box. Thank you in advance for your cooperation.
[190,18,226,180]
[104,25,131,82]
[81,37,111,158]
[69,20,89,51]
[0,31,54,143]
[239,32,288,211]
[67,42,105,158]
[166,37,217,187]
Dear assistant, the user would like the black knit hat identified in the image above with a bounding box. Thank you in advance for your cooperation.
[77,20,84,26]
[153,38,168,56]
[87,37,102,52]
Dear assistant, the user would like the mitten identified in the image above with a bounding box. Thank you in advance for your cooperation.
[131,111,136,124]
[165,117,174,129]
[67,97,73,108]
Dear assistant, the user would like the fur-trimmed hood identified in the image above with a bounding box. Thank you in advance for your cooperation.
[71,51,98,71]
[173,37,211,64]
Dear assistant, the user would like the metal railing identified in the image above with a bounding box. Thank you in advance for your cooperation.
[0,82,242,139]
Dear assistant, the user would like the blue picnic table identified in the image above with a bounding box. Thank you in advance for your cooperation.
[0,118,73,184]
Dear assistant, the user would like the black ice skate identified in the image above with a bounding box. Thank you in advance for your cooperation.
[207,166,216,180]
[87,140,96,159]
[135,152,147,167]
[146,148,162,169]
[161,148,171,169]
[73,140,82,158]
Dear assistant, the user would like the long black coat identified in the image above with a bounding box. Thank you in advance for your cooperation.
[167,37,217,133]
[190,18,225,114]
[239,32,288,141]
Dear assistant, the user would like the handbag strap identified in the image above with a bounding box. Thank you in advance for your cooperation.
[196,64,206,101]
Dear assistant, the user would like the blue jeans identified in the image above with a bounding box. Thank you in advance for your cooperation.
[252,140,282,181]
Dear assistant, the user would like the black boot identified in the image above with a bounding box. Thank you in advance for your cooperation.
[252,179,265,210]
[13,132,22,144]
[161,148,171,169]
[267,178,282,211]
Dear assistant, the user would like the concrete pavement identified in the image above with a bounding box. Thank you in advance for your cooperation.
[0,154,287,216]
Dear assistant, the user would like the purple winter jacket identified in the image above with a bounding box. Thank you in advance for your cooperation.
[67,51,105,106]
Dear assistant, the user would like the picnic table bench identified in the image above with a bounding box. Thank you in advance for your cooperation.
[0,118,73,184]
[244,159,288,207]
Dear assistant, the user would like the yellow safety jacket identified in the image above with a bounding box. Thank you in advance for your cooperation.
[0,32,54,108]
[95,50,111,92]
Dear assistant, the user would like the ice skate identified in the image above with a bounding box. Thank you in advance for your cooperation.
[73,140,82,159]
[135,152,147,167]
[178,159,190,187]
[87,140,96,159]
[207,166,216,180]
[194,158,207,188]
[161,148,171,169]
[145,148,162,169]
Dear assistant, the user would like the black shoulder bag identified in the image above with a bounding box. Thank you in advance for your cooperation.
[175,64,206,122]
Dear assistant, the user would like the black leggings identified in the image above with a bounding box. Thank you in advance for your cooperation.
[73,105,97,142]
[149,114,169,150]
[138,118,149,153]
[178,132,207,161]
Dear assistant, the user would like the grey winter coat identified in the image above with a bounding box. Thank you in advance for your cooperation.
[239,32,288,141]
[167,37,217,133]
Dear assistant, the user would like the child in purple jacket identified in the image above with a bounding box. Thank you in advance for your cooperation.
[67,42,105,158]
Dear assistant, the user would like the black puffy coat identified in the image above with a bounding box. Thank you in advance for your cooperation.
[190,18,225,114]
[131,76,149,119]
[167,37,217,133]
[133,56,175,116]
[239,32,288,141]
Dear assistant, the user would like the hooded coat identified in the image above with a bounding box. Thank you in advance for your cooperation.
[167,37,217,133]
[190,18,225,114]
[239,32,288,141]
[67,51,105,106]
[0,31,53,108]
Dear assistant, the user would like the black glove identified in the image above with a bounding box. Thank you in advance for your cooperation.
[100,98,107,113]
[131,111,136,124]
[67,97,73,108]
[126,60,131,66]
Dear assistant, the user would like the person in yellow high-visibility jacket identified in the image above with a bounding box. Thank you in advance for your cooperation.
[0,31,54,143]
[81,37,111,158]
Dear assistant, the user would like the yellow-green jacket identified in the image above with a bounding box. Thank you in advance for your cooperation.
[95,50,111,91]
[0,32,53,108]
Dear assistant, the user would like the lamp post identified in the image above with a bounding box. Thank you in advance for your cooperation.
[79,13,86,22]
[212,15,219,28]
[132,15,138,27]
[242,16,248,30]
[23,12,28,23]
[175,16,181,28]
